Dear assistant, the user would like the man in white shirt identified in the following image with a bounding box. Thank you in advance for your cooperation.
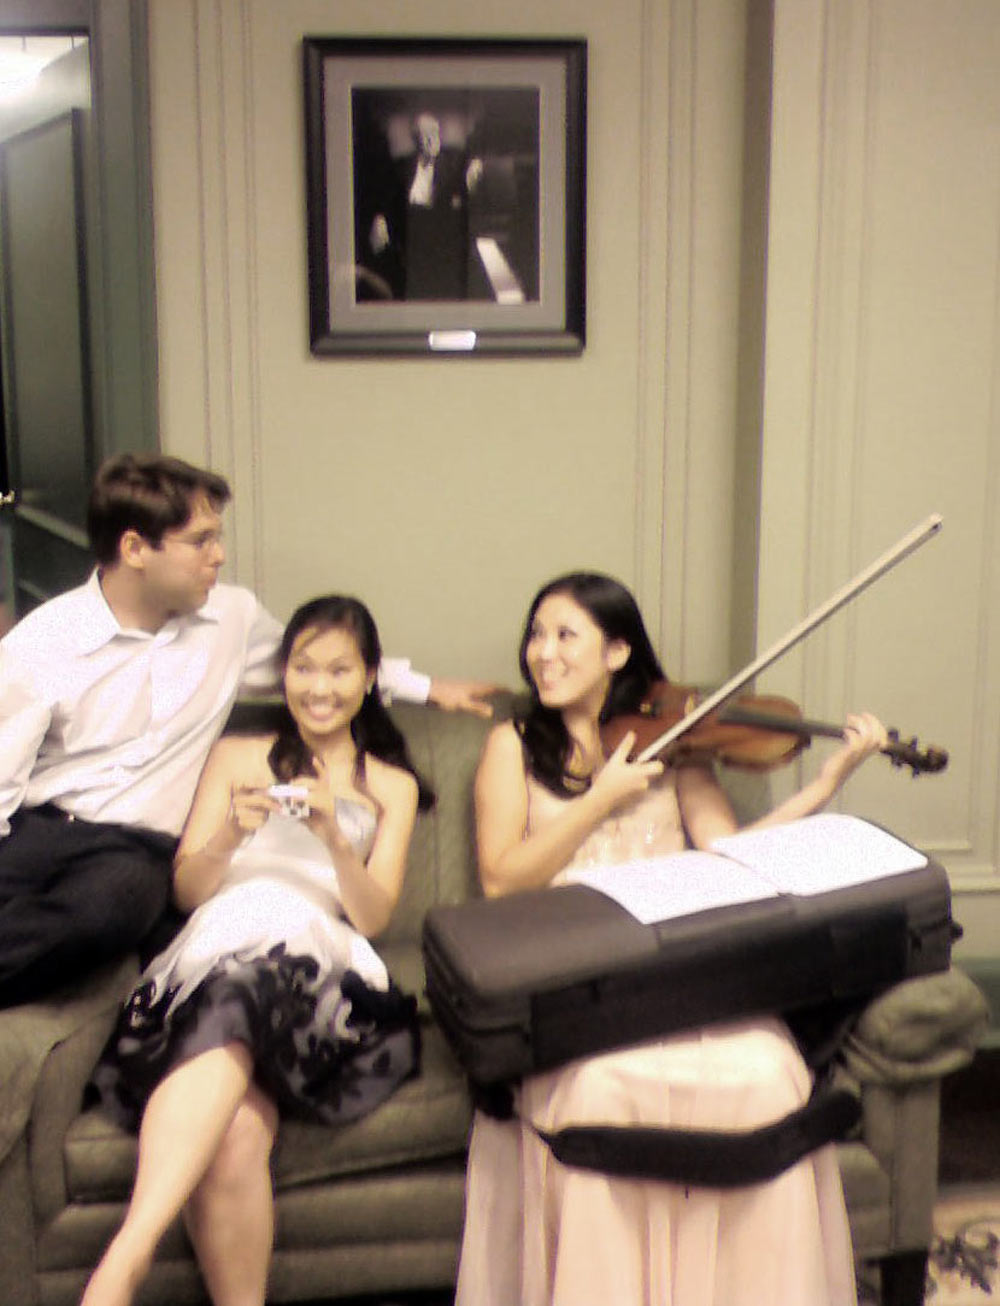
[0,453,495,1008]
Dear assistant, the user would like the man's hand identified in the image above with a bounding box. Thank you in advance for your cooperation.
[369,214,390,254]
[427,678,503,719]
[465,157,483,192]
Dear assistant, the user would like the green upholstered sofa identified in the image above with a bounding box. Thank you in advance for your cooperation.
[0,700,987,1306]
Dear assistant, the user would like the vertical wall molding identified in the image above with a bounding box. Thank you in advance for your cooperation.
[633,0,671,652]
[149,0,261,593]
[651,0,753,683]
[191,0,260,589]
[759,0,1000,939]
[655,0,695,677]
[970,205,1000,892]
[91,0,159,456]
[784,0,875,724]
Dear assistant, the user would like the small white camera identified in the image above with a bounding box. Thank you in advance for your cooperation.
[267,784,310,820]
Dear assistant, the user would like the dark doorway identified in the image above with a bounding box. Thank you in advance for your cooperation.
[0,9,157,622]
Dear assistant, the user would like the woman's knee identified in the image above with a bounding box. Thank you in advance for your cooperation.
[207,1088,279,1186]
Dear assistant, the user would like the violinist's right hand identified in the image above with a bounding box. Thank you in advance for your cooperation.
[592,732,665,812]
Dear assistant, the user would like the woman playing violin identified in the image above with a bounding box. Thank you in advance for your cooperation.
[456,571,887,1306]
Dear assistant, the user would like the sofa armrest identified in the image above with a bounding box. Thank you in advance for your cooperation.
[835,968,988,1252]
[858,1078,942,1248]
[0,959,135,1164]
[0,957,138,1222]
[841,967,988,1087]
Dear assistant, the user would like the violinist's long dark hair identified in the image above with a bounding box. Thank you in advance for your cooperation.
[267,595,434,811]
[515,572,665,797]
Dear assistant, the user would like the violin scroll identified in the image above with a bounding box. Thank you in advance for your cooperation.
[884,730,948,776]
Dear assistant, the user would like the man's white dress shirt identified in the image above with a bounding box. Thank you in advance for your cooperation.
[0,574,431,839]
[408,158,436,207]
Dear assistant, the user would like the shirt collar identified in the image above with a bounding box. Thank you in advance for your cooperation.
[70,571,125,654]
[197,587,226,625]
[73,570,222,653]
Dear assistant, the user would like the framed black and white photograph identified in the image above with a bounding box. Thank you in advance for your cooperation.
[303,37,586,356]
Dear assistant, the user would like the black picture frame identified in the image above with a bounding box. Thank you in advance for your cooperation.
[303,36,586,356]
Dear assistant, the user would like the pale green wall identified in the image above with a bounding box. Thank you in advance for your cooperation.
[756,0,1000,948]
[147,0,757,689]
[146,0,1000,933]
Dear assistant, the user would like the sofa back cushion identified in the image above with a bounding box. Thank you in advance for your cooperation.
[378,702,489,945]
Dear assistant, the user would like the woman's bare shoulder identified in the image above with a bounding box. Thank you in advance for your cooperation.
[477,720,528,788]
[205,733,277,779]
[482,719,523,758]
[364,754,419,808]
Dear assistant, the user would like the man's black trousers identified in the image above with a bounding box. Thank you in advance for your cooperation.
[0,806,177,1008]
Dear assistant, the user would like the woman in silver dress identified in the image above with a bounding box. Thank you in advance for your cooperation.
[84,595,432,1306]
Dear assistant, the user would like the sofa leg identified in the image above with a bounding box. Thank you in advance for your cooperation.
[879,1249,928,1306]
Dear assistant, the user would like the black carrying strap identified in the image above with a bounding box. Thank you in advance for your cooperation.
[528,1081,860,1189]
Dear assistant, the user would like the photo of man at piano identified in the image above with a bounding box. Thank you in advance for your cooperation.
[351,87,540,305]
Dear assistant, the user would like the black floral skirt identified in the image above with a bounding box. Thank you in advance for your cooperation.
[92,942,420,1131]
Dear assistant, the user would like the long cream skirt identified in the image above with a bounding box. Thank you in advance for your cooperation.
[455,1017,857,1306]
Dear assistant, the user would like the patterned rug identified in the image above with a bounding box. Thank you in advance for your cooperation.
[308,1187,1000,1305]
[926,1189,1000,1303]
[857,1186,1000,1304]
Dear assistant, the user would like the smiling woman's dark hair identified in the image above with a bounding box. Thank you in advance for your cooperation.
[267,595,433,810]
[514,572,666,797]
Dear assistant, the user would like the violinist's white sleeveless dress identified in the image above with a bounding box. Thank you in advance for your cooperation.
[94,800,419,1127]
[455,773,858,1306]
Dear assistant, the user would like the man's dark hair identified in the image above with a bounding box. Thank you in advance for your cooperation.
[87,453,231,565]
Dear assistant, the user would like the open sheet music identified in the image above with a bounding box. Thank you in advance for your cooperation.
[565,814,927,925]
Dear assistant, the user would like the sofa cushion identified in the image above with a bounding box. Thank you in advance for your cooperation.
[377,704,488,947]
[272,1022,472,1188]
[63,1021,472,1203]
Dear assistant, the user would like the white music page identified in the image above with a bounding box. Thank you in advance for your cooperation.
[564,815,927,923]
[710,813,926,894]
[565,852,778,925]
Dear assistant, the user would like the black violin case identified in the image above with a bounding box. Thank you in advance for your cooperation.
[422,817,955,1090]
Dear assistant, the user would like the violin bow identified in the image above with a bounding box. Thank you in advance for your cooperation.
[636,513,944,765]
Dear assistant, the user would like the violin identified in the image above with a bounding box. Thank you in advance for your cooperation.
[600,680,948,776]
[600,513,948,778]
